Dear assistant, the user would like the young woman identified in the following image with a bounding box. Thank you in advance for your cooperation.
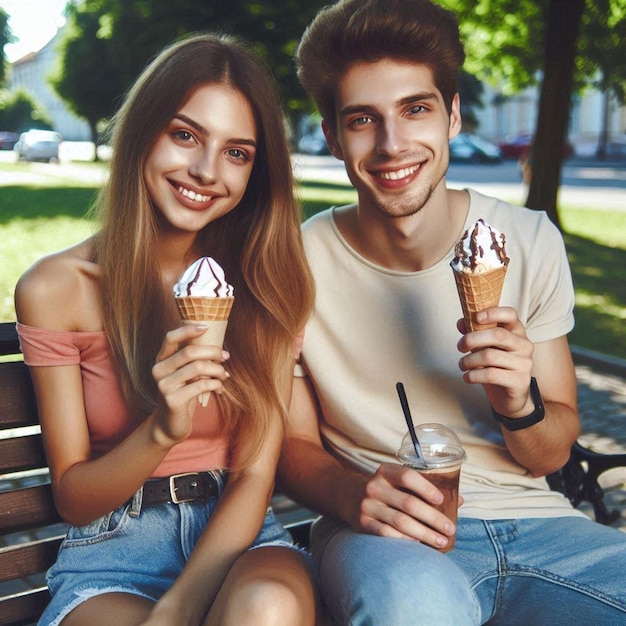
[15,33,316,626]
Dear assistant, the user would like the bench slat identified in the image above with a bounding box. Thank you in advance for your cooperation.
[0,435,47,474]
[0,485,61,533]
[0,362,38,430]
[0,587,51,626]
[0,536,64,581]
[0,323,20,356]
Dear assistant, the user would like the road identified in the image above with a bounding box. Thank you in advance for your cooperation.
[1,143,624,210]
[292,153,626,210]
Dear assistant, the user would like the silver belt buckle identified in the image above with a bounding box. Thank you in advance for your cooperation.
[169,472,200,504]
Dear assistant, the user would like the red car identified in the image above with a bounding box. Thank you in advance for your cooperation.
[498,133,574,160]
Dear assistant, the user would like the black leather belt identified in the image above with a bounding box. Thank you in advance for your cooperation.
[142,472,220,506]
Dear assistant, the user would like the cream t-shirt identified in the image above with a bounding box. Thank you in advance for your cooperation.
[298,189,585,520]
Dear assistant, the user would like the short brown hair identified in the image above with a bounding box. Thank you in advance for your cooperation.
[296,0,465,127]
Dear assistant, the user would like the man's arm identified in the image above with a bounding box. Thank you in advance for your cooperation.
[277,376,458,550]
[459,307,579,477]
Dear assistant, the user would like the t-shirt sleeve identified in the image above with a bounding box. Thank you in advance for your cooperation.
[16,322,81,366]
[524,217,575,344]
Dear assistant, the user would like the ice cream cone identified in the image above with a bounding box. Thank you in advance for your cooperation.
[175,296,234,406]
[452,261,508,332]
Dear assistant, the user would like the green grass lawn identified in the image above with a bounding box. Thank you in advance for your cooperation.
[2,164,625,358]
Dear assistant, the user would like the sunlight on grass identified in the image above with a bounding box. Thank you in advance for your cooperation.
[1,216,94,320]
[561,206,626,250]
[1,162,624,357]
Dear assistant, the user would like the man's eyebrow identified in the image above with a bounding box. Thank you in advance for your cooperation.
[339,92,440,118]
[398,92,439,106]
[172,113,257,147]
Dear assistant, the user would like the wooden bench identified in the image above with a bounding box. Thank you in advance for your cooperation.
[1,320,624,625]
[0,322,317,626]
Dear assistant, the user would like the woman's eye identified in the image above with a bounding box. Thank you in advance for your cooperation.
[173,129,194,142]
[228,148,249,161]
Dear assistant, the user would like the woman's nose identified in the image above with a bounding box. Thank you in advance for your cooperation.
[189,148,218,184]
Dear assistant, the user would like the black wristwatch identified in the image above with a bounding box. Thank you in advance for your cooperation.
[492,377,545,431]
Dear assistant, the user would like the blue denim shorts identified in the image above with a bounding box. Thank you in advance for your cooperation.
[39,472,302,626]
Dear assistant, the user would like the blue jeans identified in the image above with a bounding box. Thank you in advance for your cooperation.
[311,515,626,625]
[40,473,301,626]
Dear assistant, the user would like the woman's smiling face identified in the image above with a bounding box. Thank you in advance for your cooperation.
[143,82,257,233]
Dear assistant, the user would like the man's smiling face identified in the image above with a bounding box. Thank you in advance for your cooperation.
[324,59,461,219]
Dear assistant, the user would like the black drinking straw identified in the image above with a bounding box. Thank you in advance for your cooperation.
[396,382,427,468]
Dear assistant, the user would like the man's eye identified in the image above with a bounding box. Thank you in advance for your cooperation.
[351,116,371,127]
[408,105,426,114]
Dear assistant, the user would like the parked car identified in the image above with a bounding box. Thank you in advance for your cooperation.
[296,121,330,155]
[0,131,20,150]
[14,130,63,162]
[449,133,502,163]
[498,133,574,160]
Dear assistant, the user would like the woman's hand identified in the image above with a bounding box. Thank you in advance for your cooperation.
[150,324,230,446]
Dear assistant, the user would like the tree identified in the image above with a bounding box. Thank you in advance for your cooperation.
[51,4,124,159]
[52,0,329,156]
[0,88,53,132]
[526,0,584,227]
[577,0,626,159]
[440,0,625,228]
[0,7,15,87]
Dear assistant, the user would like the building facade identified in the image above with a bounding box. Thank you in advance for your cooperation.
[8,26,91,141]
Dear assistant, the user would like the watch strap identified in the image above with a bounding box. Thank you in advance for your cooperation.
[492,377,545,431]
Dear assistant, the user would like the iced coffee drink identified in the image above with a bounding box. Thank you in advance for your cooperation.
[397,423,465,552]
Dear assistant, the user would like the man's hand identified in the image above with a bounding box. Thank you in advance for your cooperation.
[349,462,459,551]
[457,306,535,418]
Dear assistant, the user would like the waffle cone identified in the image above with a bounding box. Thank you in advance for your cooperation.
[175,296,234,322]
[453,261,508,331]
[175,296,234,407]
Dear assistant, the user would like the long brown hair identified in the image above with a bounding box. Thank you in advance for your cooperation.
[93,33,314,466]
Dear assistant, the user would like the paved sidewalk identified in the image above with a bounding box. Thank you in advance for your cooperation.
[572,349,626,532]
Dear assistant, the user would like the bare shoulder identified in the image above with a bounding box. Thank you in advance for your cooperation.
[15,237,102,331]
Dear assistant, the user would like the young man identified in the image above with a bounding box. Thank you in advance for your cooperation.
[278,0,626,624]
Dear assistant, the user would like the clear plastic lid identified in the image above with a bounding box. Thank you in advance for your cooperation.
[397,422,466,469]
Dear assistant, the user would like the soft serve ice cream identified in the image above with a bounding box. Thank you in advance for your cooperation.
[450,219,508,274]
[174,257,234,405]
[450,219,509,331]
[174,256,234,298]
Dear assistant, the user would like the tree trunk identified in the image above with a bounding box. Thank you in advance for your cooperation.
[89,120,100,162]
[525,0,585,230]
[596,85,610,160]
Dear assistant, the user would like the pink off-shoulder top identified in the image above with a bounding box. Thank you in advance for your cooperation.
[16,323,230,477]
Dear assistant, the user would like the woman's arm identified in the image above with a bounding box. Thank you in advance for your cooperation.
[144,392,285,625]
[16,251,230,525]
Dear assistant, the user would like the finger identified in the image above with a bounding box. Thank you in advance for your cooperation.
[473,306,524,331]
[156,324,220,363]
[153,342,229,384]
[460,345,532,374]
[361,499,454,549]
[156,357,229,392]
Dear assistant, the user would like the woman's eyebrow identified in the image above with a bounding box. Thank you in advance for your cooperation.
[173,113,257,147]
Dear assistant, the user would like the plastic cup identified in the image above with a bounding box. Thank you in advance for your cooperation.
[396,423,466,552]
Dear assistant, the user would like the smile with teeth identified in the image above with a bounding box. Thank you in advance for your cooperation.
[178,185,212,203]
[376,164,420,181]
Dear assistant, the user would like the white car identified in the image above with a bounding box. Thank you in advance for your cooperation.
[14,130,63,162]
